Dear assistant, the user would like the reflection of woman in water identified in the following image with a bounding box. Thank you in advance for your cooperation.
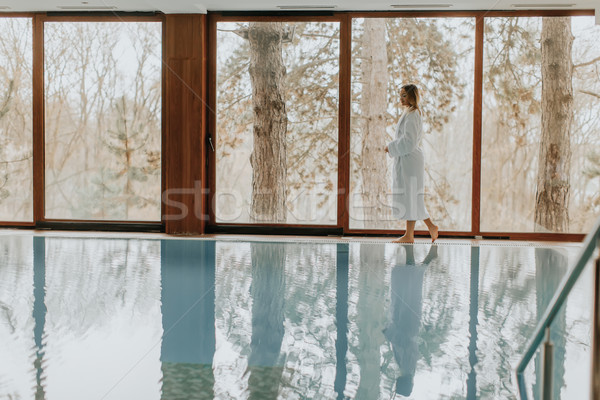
[383,244,437,397]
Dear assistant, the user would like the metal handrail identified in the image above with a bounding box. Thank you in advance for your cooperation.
[516,216,600,400]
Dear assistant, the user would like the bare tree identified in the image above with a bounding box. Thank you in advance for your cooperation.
[43,22,161,220]
[0,18,33,220]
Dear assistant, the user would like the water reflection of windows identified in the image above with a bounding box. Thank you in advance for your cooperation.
[43,238,162,399]
[0,235,35,398]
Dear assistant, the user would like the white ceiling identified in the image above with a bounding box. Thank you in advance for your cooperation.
[0,0,598,14]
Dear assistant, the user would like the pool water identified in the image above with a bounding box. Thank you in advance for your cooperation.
[0,234,592,399]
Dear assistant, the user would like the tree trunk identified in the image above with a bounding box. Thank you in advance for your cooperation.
[248,22,288,223]
[360,20,390,229]
[535,17,573,232]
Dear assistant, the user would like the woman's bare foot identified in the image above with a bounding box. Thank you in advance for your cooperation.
[392,235,414,244]
[429,224,439,243]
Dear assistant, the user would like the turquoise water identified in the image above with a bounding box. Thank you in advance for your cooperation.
[0,234,592,399]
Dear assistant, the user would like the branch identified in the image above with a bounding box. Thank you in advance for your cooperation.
[580,90,600,99]
[0,80,14,120]
[300,32,338,40]
[0,155,32,165]
[574,56,600,69]
[229,28,249,40]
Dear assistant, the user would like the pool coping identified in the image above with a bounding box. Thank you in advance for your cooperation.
[0,228,583,248]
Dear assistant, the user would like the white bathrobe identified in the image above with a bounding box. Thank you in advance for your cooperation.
[387,110,430,221]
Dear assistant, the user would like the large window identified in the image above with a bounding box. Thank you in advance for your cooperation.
[214,20,340,225]
[44,21,162,221]
[482,16,600,233]
[0,18,33,222]
[349,17,475,231]
[0,12,596,237]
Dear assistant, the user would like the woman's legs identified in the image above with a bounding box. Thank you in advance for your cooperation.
[393,219,439,243]
[423,218,439,242]
[393,220,416,243]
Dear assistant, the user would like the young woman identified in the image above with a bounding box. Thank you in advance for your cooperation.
[385,84,439,243]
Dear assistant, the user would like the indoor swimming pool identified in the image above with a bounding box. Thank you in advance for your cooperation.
[0,232,592,399]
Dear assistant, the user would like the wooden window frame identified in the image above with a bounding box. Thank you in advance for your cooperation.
[0,13,36,227]
[32,13,164,231]
[207,13,346,233]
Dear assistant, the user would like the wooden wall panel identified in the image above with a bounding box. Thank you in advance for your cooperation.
[338,14,351,231]
[164,14,207,234]
[472,16,483,236]
[32,15,45,223]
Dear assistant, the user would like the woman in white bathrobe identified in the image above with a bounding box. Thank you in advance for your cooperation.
[385,84,439,243]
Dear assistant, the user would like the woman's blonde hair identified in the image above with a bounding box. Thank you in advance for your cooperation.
[401,84,420,111]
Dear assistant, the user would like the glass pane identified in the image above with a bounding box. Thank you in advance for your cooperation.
[349,18,474,231]
[0,18,33,221]
[215,21,339,225]
[482,16,600,233]
[44,22,162,221]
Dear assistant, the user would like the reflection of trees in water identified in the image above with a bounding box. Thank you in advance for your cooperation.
[279,243,337,399]
[216,242,338,399]
[355,243,387,399]
[247,242,286,399]
[0,235,35,399]
[33,237,46,400]
[44,238,160,335]
[418,245,461,369]
[476,247,537,398]
[532,248,568,400]
[0,236,34,332]
[471,246,568,399]
[335,243,349,400]
[215,242,252,357]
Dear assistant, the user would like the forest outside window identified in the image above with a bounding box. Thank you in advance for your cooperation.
[0,18,33,222]
[1,12,595,237]
[348,17,475,232]
[44,21,162,221]
[214,20,340,225]
[481,16,600,234]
